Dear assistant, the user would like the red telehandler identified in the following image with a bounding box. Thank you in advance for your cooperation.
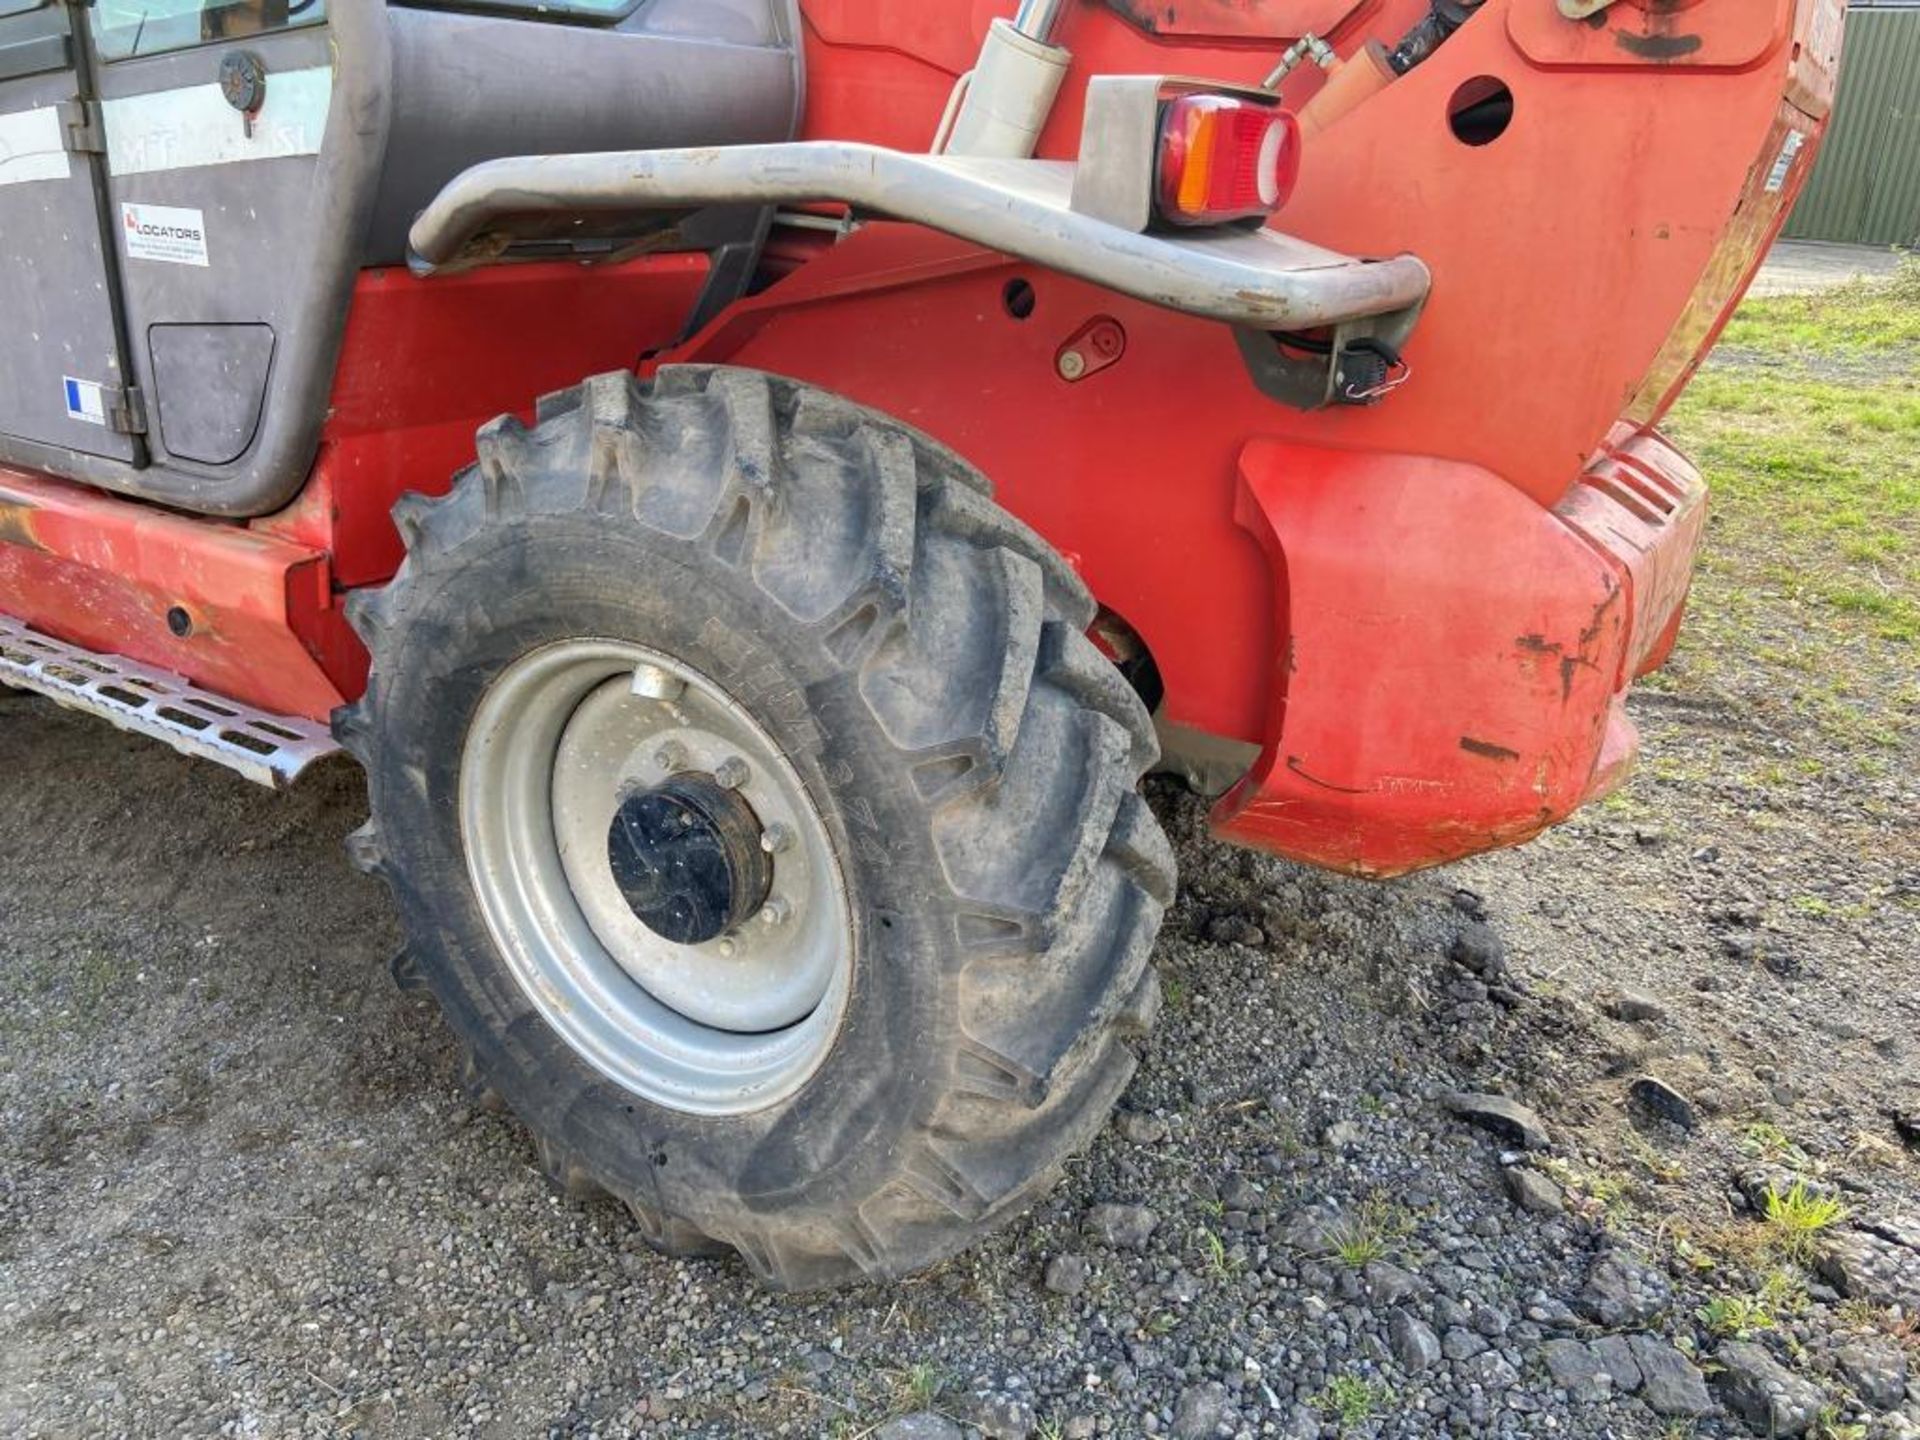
[0,0,1842,1285]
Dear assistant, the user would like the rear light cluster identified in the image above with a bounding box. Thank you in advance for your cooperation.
[1154,94,1301,228]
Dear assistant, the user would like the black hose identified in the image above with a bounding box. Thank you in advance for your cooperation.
[1388,0,1486,75]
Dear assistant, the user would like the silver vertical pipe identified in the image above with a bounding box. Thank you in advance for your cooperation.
[1012,0,1069,43]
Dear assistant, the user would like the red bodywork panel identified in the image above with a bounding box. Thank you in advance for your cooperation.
[1222,444,1628,876]
[0,468,347,719]
[259,256,711,589]
[801,0,1839,506]
[0,0,1843,877]
[1214,429,1705,875]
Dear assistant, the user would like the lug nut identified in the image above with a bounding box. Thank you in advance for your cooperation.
[760,822,793,855]
[630,663,686,701]
[759,897,793,927]
[653,741,687,773]
[714,756,749,790]
[717,938,737,958]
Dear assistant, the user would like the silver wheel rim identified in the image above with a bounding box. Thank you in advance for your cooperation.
[459,639,853,1116]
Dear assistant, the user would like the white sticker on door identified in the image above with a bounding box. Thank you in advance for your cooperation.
[120,201,210,267]
[103,66,332,177]
[0,107,72,188]
[64,378,107,427]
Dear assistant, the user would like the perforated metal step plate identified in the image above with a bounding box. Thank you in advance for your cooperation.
[0,615,339,789]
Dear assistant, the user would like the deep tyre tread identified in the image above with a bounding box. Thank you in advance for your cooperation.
[335,365,1172,1289]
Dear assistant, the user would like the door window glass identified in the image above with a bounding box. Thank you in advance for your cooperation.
[0,0,49,19]
[91,0,325,63]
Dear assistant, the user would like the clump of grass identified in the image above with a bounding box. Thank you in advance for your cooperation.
[1762,1181,1847,1263]
[1741,1122,1807,1165]
[1328,1196,1413,1268]
[1695,1188,1844,1273]
[1815,1406,1869,1440]
[1668,1223,1720,1276]
[1333,1228,1385,1268]
[1760,1266,1810,1314]
[1697,1293,1768,1339]
[1266,1115,1304,1161]
[1705,1288,1760,1332]
[1196,1226,1241,1276]
[1540,1156,1633,1226]
[1624,1129,1685,1185]
[890,1361,946,1414]
[1696,1269,1808,1338]
[1836,1297,1880,1331]
[1600,789,1652,820]
[1317,1375,1391,1430]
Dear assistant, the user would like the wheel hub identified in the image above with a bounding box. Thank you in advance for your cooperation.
[607,774,772,945]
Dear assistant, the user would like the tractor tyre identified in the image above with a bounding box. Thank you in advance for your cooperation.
[334,367,1173,1289]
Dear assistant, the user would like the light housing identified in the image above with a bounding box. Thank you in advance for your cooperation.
[1154,94,1301,228]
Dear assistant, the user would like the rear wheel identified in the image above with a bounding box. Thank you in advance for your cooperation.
[335,367,1173,1288]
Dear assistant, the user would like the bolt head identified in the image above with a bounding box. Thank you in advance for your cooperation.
[713,756,750,790]
[1057,350,1087,381]
[759,897,793,927]
[760,822,794,855]
[653,742,687,773]
[717,937,737,958]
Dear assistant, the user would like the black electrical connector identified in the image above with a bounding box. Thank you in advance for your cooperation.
[1334,338,1410,406]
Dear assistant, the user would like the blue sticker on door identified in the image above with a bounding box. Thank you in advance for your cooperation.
[64,377,107,427]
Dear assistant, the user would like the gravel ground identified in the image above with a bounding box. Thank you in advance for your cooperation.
[4,326,1919,1439]
[2,673,1915,1439]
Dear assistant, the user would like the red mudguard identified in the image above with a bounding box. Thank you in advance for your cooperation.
[1214,429,1705,875]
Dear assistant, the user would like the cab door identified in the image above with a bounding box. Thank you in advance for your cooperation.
[85,0,332,481]
[0,0,140,462]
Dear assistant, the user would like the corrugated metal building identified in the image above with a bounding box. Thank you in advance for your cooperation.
[1784,0,1920,248]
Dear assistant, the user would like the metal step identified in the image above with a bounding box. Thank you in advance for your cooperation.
[0,615,340,789]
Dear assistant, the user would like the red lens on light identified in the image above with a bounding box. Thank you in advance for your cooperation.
[1155,95,1301,227]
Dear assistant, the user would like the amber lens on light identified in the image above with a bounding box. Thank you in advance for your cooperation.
[1175,110,1218,215]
